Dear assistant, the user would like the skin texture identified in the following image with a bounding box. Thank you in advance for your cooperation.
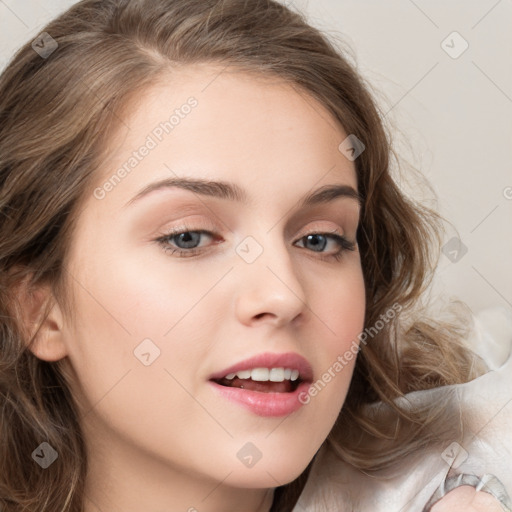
[28,64,366,512]
[432,486,505,512]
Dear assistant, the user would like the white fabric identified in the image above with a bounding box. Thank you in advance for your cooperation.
[294,306,512,511]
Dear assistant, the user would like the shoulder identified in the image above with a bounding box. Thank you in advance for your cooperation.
[429,486,506,512]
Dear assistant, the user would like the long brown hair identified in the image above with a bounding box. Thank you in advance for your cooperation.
[0,1,485,510]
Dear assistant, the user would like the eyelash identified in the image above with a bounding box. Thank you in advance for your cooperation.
[154,224,356,262]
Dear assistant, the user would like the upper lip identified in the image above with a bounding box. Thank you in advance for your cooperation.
[208,352,314,382]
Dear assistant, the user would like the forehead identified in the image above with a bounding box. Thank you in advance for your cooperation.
[92,64,358,210]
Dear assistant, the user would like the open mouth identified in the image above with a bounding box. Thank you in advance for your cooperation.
[208,356,313,416]
[211,375,303,393]
[208,354,314,403]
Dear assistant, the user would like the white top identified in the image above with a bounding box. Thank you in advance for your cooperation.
[294,306,512,511]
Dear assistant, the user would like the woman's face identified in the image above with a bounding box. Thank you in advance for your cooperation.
[52,64,365,505]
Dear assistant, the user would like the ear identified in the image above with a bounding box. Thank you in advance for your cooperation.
[14,276,68,362]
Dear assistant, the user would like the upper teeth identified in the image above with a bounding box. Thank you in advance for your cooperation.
[224,367,300,382]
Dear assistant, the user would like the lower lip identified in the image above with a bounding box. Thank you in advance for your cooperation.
[208,380,312,417]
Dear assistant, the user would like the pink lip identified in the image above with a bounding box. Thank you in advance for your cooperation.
[209,380,312,417]
[208,351,314,382]
[207,352,314,417]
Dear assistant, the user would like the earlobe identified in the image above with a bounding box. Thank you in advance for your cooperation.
[14,277,69,362]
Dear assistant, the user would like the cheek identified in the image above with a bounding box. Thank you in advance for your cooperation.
[313,260,366,354]
[295,262,366,427]
[60,256,216,461]
[62,244,229,410]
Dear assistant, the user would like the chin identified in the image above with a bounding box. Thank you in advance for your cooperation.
[224,453,313,489]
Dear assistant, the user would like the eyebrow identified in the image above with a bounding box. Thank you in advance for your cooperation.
[124,176,363,209]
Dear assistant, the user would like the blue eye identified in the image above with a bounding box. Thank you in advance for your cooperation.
[165,231,207,250]
[155,226,216,257]
[155,226,356,261]
[296,232,356,261]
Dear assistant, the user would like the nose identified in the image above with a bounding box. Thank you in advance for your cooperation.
[233,234,308,329]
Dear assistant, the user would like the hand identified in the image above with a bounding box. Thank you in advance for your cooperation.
[431,485,504,512]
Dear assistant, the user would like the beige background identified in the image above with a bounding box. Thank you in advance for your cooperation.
[1,0,511,316]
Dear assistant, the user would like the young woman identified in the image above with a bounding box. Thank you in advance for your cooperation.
[0,1,510,511]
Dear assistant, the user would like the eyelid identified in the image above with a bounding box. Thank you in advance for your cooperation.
[155,221,356,263]
[300,221,344,235]
[158,220,349,241]
[158,218,220,236]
